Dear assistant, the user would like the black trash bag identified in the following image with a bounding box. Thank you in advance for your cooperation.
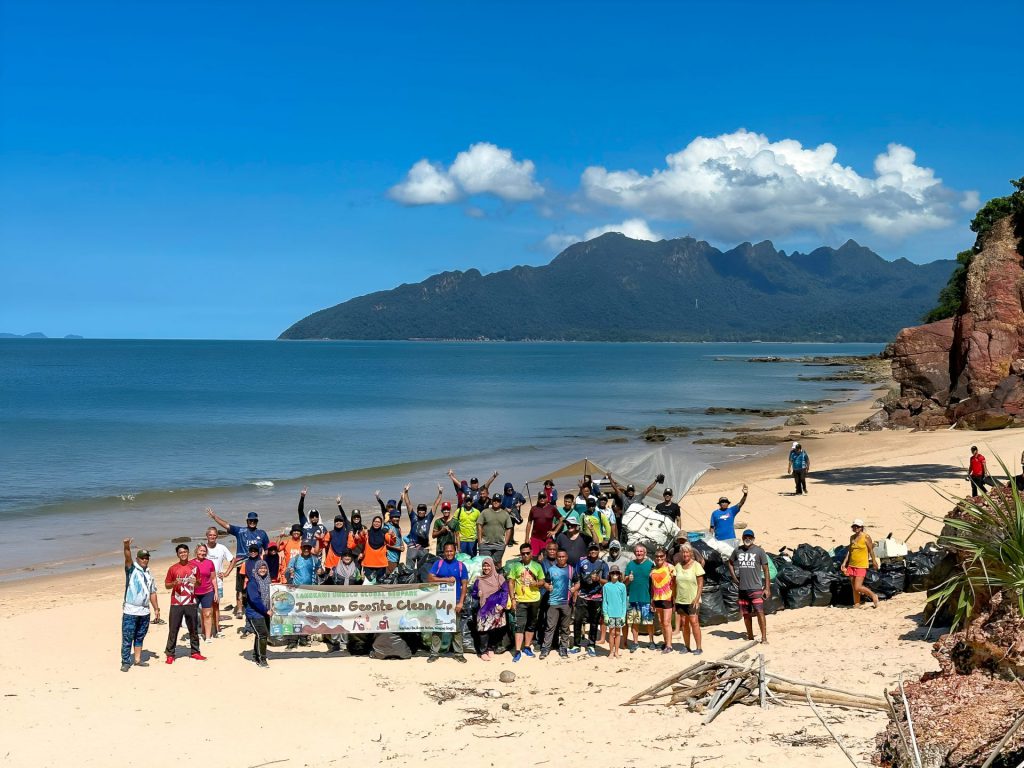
[720,579,739,612]
[370,632,412,660]
[763,579,784,614]
[832,545,849,569]
[345,633,374,656]
[811,571,841,606]
[414,555,439,584]
[792,544,834,573]
[783,583,813,609]
[777,562,813,588]
[693,541,725,578]
[698,583,731,626]
[905,544,944,593]
[874,563,906,599]
[377,570,400,585]
[393,564,418,585]
[832,577,854,606]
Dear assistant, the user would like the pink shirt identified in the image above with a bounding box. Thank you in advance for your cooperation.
[191,558,217,596]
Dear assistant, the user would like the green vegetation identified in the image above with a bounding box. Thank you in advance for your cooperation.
[922,176,1024,323]
[927,456,1024,631]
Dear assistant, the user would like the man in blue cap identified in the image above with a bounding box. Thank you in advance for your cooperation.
[207,507,269,619]
[728,529,771,644]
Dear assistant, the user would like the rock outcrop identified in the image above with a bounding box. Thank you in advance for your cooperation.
[883,215,1024,429]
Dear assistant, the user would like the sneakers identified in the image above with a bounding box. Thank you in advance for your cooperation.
[539,650,550,660]
[165,655,174,665]
[521,647,535,658]
[558,647,568,659]
[647,641,658,651]
[513,651,522,663]
[679,646,691,654]
[257,660,269,668]
[190,653,207,661]
[568,646,582,654]
[586,646,597,657]
[120,663,130,672]
[455,655,468,664]
[661,646,674,654]
[427,655,438,663]
[692,648,704,656]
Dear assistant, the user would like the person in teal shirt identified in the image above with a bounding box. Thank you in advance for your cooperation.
[602,566,627,658]
[624,544,656,652]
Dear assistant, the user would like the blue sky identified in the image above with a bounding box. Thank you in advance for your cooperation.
[2,0,1022,339]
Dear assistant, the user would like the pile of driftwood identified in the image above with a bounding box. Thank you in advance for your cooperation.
[623,640,887,723]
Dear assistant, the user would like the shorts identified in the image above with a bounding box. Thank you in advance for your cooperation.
[652,599,673,610]
[626,602,653,625]
[604,616,625,628]
[737,588,765,616]
[675,603,698,616]
[846,566,867,578]
[196,592,214,609]
[235,569,246,595]
[514,601,541,633]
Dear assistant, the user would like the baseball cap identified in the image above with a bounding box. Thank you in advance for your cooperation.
[664,488,674,495]
[586,497,597,507]
[792,441,799,449]
[247,543,261,553]
[389,509,401,518]
[490,496,502,504]
[246,512,259,520]
[441,501,452,510]
[609,564,621,574]
[851,518,865,527]
[386,499,397,508]
[290,523,302,533]
[300,541,313,549]
[742,529,755,539]
[718,497,730,504]
[676,532,688,540]
[309,508,320,517]
[470,477,479,484]
[334,514,345,523]
[625,484,635,492]
[137,549,151,559]
[267,542,278,551]
[587,543,600,552]
[608,539,621,550]
[417,503,428,511]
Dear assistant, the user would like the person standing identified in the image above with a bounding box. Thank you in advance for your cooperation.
[297,487,328,546]
[788,443,810,495]
[555,517,589,566]
[525,492,558,556]
[164,544,204,664]
[285,540,324,649]
[477,495,513,566]
[206,507,269,619]
[427,542,469,664]
[968,445,993,496]
[607,473,661,517]
[191,544,218,641]
[840,519,881,608]
[385,508,405,573]
[202,527,234,638]
[431,501,459,556]
[572,543,609,656]
[535,539,560,650]
[499,482,527,543]
[245,559,272,667]
[278,524,306,579]
[602,567,627,659]
[322,513,354,571]
[709,485,749,549]
[540,548,573,659]
[360,515,392,583]
[454,496,481,557]
[508,543,545,662]
[120,538,159,672]
[655,488,681,523]
[673,542,704,655]
[624,544,656,652]
[650,548,675,653]
[404,484,443,570]
[728,530,771,645]
[471,557,509,660]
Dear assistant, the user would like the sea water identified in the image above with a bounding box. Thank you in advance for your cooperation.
[0,339,883,575]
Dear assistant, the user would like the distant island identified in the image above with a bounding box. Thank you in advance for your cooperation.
[0,332,83,339]
[280,234,955,342]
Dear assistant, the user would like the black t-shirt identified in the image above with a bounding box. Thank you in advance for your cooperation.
[655,501,681,521]
[555,531,589,567]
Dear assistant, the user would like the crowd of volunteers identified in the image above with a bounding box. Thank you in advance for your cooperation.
[119,461,876,671]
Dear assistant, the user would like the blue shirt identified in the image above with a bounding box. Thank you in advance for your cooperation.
[288,554,321,585]
[710,505,740,540]
[430,558,469,602]
[576,558,609,600]
[790,449,809,470]
[228,524,270,559]
[385,522,402,562]
[546,564,572,606]
[602,581,627,620]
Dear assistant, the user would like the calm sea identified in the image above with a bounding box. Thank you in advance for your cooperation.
[0,339,883,575]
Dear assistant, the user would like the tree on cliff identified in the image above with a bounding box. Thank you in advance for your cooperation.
[923,177,1024,323]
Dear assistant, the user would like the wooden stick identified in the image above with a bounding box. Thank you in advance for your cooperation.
[758,654,767,710]
[623,660,710,704]
[768,681,887,708]
[884,689,913,766]
[716,660,885,702]
[770,693,888,712]
[904,513,927,543]
[679,668,754,701]
[805,689,860,767]
[703,676,745,725]
[899,674,923,768]
[980,712,1024,768]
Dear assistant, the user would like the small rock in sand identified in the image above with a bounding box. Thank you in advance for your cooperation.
[499,671,515,683]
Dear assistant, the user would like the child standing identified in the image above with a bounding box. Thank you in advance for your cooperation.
[602,566,627,659]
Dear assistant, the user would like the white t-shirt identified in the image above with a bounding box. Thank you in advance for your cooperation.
[205,542,234,582]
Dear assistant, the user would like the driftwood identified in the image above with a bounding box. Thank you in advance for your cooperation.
[623,640,756,705]
[806,689,860,767]
[978,712,1024,768]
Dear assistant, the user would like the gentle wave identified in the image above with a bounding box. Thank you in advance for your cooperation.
[250,481,275,488]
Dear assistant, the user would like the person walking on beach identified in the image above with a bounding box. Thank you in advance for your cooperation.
[624,544,656,652]
[427,542,469,664]
[120,538,159,672]
[191,543,218,641]
[968,446,994,496]
[788,442,810,495]
[245,559,272,667]
[602,566,627,659]
[728,530,771,645]
[206,508,269,619]
[540,547,573,659]
[164,543,204,664]
[840,519,880,608]
[525,491,558,556]
[572,543,608,656]
[508,543,545,662]
[202,527,233,638]
[709,485,749,548]
[478,494,513,566]
[673,542,704,655]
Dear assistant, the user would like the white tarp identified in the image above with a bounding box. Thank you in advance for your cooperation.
[600,444,709,502]
[619,502,680,550]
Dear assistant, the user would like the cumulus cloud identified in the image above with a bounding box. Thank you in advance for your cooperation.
[542,233,580,252]
[580,129,963,239]
[584,218,662,242]
[390,142,543,205]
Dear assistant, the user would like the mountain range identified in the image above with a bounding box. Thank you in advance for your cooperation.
[280,234,956,342]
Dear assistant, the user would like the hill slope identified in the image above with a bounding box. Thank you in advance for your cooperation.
[280,235,956,342]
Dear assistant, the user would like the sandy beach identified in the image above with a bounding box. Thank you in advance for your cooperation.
[3,390,1021,768]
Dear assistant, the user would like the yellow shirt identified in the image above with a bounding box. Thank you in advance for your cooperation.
[848,535,870,568]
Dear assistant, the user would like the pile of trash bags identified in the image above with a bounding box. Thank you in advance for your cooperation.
[696,538,946,623]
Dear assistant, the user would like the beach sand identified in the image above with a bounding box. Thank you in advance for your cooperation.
[3,392,1021,768]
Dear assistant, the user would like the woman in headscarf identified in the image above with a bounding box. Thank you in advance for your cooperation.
[331,550,363,586]
[323,513,352,571]
[361,514,392,583]
[348,510,367,558]
[244,559,272,667]
[471,556,509,661]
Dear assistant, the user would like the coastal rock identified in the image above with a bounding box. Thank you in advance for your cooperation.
[604,425,629,431]
[955,409,1014,431]
[889,318,956,398]
[783,414,809,426]
[856,410,888,431]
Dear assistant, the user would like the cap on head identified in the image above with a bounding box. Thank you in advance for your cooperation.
[587,543,600,552]
[469,477,479,484]
[664,488,674,496]
[248,543,261,553]
[417,503,428,511]
[334,514,345,523]
[301,540,313,548]
[441,501,452,510]
[267,543,278,551]
[625,484,635,492]
[585,497,597,508]
[490,496,501,505]
[718,497,730,504]
[742,529,755,539]
[290,523,303,534]
[609,565,621,574]
[389,510,401,518]
[386,499,397,508]
[309,509,319,518]
[792,441,800,449]
[852,518,865,528]
[246,512,259,521]
[137,549,151,559]
[608,539,621,550]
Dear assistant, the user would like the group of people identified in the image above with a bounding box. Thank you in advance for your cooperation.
[119,466,790,670]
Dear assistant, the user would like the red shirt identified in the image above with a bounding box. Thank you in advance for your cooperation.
[529,503,558,541]
[166,562,198,606]
[969,453,985,477]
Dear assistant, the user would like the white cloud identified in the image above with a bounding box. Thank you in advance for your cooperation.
[542,233,580,252]
[960,190,981,212]
[580,129,962,239]
[389,142,543,205]
[584,218,662,242]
